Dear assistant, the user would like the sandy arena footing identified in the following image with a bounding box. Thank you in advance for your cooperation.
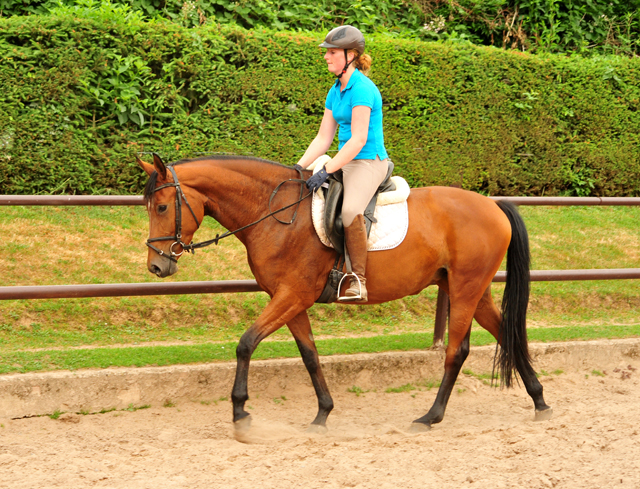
[1,338,640,489]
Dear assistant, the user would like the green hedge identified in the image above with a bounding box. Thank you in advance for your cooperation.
[4,0,640,57]
[1,14,639,196]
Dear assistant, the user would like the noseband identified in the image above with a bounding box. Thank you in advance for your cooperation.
[146,165,310,263]
[146,166,200,262]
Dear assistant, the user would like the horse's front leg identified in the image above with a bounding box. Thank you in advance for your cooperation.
[231,292,307,429]
[287,311,334,432]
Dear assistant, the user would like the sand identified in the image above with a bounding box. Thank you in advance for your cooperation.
[1,343,639,489]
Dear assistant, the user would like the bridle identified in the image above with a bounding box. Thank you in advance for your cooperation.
[146,165,310,262]
[145,166,200,262]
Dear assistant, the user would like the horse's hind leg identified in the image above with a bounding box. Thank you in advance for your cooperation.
[474,286,552,420]
[287,311,334,432]
[411,298,475,431]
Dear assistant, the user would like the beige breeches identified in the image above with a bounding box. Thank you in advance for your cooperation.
[341,156,390,228]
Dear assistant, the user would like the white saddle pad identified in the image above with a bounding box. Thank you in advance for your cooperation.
[309,156,410,252]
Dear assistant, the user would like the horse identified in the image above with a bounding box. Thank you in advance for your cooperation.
[137,153,552,433]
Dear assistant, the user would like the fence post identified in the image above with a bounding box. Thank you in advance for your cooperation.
[433,288,449,349]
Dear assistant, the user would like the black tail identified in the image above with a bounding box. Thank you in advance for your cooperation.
[494,200,533,388]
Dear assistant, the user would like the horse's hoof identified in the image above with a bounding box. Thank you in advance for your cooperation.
[534,407,553,421]
[306,423,328,434]
[234,415,252,433]
[408,422,431,433]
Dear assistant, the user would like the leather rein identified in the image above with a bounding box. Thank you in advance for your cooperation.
[146,166,310,262]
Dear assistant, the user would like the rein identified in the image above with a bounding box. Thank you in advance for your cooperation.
[146,166,310,262]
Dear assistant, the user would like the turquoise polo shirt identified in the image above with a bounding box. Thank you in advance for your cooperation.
[325,69,388,160]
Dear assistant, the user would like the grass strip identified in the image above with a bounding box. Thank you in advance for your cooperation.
[1,324,639,375]
[0,334,435,375]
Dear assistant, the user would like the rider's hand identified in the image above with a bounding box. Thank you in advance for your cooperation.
[306,167,331,192]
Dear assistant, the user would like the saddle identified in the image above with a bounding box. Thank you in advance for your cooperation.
[321,161,396,256]
[309,156,404,304]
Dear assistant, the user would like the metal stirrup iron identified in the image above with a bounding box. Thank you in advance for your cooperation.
[337,246,364,301]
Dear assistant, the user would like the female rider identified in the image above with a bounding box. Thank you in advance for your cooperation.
[294,25,390,303]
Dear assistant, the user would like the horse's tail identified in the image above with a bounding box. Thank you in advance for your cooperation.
[494,200,533,388]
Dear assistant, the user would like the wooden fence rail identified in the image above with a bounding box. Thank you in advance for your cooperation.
[1,196,639,206]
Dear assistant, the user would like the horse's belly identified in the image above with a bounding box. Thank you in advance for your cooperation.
[364,243,443,302]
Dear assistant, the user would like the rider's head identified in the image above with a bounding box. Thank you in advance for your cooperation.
[320,25,371,78]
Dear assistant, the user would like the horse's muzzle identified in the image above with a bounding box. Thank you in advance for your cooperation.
[148,255,178,278]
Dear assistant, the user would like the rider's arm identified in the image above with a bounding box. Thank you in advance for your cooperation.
[296,109,338,169]
[323,105,370,174]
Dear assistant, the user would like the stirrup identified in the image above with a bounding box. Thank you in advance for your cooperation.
[337,272,364,302]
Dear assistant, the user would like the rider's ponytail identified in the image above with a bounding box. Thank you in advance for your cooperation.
[351,51,372,76]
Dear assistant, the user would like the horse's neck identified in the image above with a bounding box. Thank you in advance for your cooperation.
[187,159,290,239]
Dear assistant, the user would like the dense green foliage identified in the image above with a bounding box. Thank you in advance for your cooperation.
[1,10,639,195]
[419,0,640,57]
[2,0,640,56]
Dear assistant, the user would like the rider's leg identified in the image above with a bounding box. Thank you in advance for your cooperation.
[341,214,368,301]
[339,157,388,303]
[341,157,388,228]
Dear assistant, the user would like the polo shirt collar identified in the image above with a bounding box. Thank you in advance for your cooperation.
[334,68,361,92]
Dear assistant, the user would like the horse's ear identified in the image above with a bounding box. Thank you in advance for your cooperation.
[136,155,156,177]
[152,152,168,180]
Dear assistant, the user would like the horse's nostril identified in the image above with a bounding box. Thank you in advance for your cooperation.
[150,264,162,276]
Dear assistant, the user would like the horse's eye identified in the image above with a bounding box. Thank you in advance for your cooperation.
[157,204,168,213]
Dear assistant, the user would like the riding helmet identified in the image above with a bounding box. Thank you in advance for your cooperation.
[319,25,365,55]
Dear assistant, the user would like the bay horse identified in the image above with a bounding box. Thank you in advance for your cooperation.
[137,153,552,433]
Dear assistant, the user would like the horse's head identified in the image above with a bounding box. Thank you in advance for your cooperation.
[137,153,205,278]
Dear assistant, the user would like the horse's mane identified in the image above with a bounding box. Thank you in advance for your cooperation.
[143,154,289,202]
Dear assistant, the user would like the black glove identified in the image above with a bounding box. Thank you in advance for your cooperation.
[293,164,304,172]
[306,167,331,192]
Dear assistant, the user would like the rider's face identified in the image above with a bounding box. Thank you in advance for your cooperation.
[324,48,354,76]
